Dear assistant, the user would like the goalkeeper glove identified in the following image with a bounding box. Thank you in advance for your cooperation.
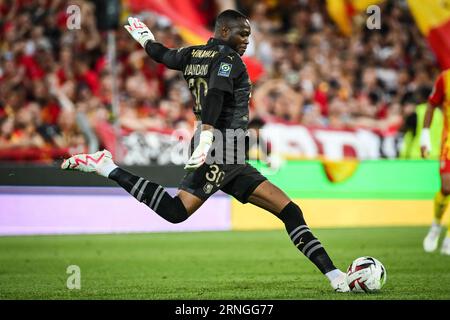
[184,131,213,171]
[420,128,432,158]
[124,17,155,48]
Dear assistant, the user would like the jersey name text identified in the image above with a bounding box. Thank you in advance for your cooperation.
[184,64,209,76]
[191,49,218,59]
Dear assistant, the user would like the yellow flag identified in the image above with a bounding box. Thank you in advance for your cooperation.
[322,159,359,183]
[326,0,384,36]
[407,0,450,69]
[407,0,450,35]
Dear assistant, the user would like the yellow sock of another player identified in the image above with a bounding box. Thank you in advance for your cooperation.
[441,221,450,255]
[433,191,450,224]
[423,191,449,252]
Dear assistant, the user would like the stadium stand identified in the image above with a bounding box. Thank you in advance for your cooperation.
[0,0,440,163]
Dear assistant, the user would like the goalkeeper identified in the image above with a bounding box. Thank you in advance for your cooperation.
[62,10,350,291]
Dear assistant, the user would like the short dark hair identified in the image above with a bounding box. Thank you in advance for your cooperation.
[215,9,248,30]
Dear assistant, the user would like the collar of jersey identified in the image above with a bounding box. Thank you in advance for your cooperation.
[207,37,231,48]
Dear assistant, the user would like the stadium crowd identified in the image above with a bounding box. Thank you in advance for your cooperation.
[0,0,440,162]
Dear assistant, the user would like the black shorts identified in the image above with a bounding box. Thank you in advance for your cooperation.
[179,163,267,203]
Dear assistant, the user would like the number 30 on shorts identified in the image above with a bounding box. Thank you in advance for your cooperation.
[205,165,225,186]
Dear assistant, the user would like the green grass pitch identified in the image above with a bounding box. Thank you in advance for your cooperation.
[0,226,449,300]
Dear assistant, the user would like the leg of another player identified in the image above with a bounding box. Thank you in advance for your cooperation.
[247,180,349,292]
[439,174,450,255]
[61,150,204,222]
[424,173,450,253]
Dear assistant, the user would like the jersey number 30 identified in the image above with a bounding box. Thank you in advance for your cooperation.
[188,77,208,114]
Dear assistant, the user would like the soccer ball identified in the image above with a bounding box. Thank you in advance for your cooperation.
[346,256,387,293]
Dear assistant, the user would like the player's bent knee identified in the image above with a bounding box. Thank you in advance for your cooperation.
[142,194,190,224]
[163,196,190,224]
[164,210,189,224]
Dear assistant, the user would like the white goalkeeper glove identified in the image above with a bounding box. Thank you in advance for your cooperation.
[184,131,213,171]
[266,153,284,171]
[420,128,432,158]
[124,17,155,48]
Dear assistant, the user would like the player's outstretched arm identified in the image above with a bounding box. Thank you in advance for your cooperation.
[124,16,186,70]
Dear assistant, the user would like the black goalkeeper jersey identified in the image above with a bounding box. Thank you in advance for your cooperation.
[152,38,252,132]
[145,38,252,164]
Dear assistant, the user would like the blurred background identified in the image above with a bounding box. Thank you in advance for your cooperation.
[2,0,450,301]
[1,0,449,234]
[0,0,447,164]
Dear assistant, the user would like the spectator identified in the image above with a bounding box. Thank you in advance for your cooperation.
[0,0,442,162]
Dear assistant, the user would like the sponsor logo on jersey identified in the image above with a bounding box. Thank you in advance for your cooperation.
[218,62,232,77]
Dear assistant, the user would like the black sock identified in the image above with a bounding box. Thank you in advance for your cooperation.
[108,168,189,224]
[278,201,336,274]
